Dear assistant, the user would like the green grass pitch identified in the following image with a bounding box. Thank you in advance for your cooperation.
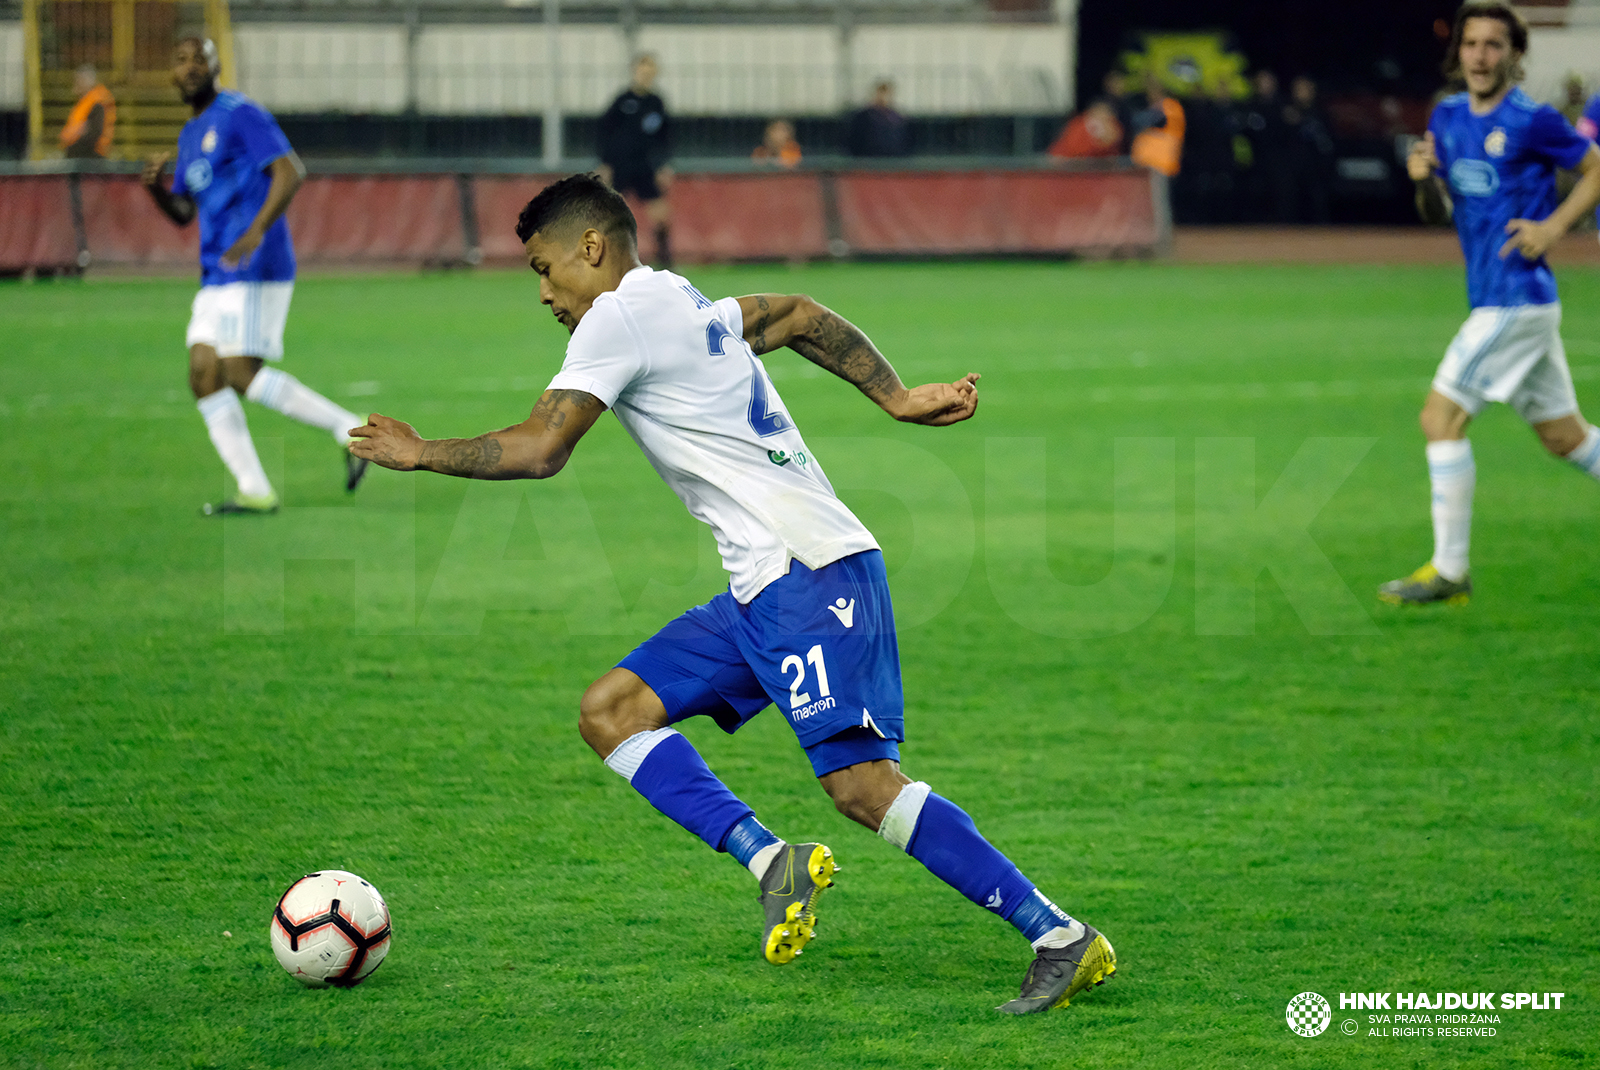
[2,260,1597,1069]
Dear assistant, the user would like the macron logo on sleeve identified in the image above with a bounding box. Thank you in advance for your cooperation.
[827,598,855,628]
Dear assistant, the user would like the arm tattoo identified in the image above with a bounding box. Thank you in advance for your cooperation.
[530,388,593,431]
[749,295,774,355]
[790,309,902,403]
[421,435,504,478]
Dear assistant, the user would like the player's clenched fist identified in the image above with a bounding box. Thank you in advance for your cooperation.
[1407,132,1440,182]
[348,413,425,471]
[889,373,981,426]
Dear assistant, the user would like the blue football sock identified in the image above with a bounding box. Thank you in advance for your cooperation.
[906,793,1074,941]
[722,815,781,869]
[625,731,753,853]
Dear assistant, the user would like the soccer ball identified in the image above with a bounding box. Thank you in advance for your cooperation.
[270,870,392,988]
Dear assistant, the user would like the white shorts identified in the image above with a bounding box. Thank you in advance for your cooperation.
[1432,302,1579,425]
[185,281,294,360]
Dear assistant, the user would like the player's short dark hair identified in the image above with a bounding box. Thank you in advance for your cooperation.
[175,35,222,75]
[514,173,637,248]
[1443,1,1528,84]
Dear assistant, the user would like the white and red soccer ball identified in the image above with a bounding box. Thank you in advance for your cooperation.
[270,870,392,988]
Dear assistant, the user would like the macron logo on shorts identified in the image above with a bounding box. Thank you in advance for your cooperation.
[827,598,855,628]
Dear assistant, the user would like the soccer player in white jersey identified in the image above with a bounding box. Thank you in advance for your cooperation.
[1380,1,1600,605]
[142,37,368,515]
[349,174,1117,1014]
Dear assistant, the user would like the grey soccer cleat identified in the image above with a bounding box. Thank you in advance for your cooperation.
[996,923,1116,1015]
[758,842,837,965]
[1378,563,1471,606]
[345,452,371,493]
[202,492,279,516]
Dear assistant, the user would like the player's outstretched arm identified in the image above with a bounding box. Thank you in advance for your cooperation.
[348,388,608,480]
[141,153,195,226]
[737,293,980,426]
[1501,143,1600,261]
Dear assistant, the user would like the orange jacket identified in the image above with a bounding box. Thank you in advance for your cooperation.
[752,141,802,168]
[61,84,117,157]
[1048,107,1123,159]
[1131,97,1184,177]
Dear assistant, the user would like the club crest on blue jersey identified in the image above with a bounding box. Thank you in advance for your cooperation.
[1484,128,1507,157]
[1448,159,1498,197]
[201,127,218,153]
[185,159,214,192]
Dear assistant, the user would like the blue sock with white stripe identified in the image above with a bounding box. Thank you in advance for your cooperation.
[880,785,1081,948]
[603,728,759,865]
[1564,424,1600,481]
[1426,439,1474,582]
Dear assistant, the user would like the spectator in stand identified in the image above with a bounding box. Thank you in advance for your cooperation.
[1099,70,1136,154]
[1046,99,1123,160]
[1560,73,1588,125]
[1285,76,1336,223]
[752,119,802,168]
[1242,70,1294,222]
[60,64,116,159]
[1182,79,1245,222]
[598,54,675,268]
[1130,73,1184,178]
[847,81,912,157]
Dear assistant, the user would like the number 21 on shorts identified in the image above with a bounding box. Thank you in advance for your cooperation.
[781,645,831,709]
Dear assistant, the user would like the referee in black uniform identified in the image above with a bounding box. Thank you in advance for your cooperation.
[598,54,674,269]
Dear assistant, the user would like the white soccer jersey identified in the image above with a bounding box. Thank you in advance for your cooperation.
[548,266,879,602]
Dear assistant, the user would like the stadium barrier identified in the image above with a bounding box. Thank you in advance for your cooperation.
[0,161,1167,274]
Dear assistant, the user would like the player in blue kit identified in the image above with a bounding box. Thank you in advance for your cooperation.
[1578,90,1600,232]
[142,37,367,515]
[348,174,1117,1014]
[1380,1,1600,605]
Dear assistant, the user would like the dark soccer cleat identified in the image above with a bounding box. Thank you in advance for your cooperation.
[758,842,836,965]
[996,924,1116,1015]
[1378,563,1471,606]
[202,492,279,516]
[345,452,371,493]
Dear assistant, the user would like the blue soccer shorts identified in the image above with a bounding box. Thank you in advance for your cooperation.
[619,549,904,777]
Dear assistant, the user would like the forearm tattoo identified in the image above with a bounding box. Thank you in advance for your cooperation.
[791,309,902,403]
[421,435,504,478]
[749,295,774,355]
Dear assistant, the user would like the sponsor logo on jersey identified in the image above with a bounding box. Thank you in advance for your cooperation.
[827,597,855,628]
[1484,127,1507,157]
[1448,158,1499,197]
[201,127,218,153]
[185,158,214,192]
[767,448,809,469]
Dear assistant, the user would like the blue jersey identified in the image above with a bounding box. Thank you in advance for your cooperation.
[1579,93,1600,228]
[1428,88,1591,309]
[171,91,296,286]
